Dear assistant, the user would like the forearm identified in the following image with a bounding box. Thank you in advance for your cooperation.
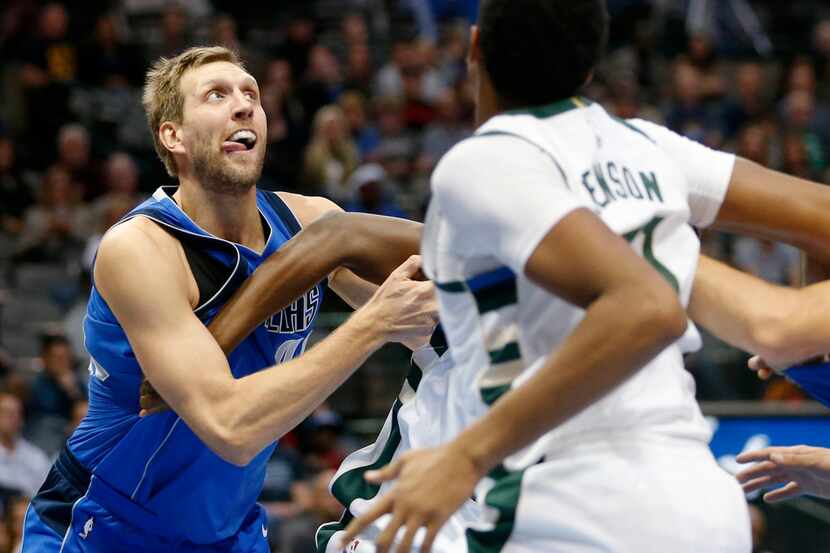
[210,212,421,353]
[714,159,830,262]
[455,286,685,475]
[690,256,830,366]
[217,309,385,464]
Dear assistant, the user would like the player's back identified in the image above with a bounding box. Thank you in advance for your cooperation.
[26,187,325,548]
[423,98,734,467]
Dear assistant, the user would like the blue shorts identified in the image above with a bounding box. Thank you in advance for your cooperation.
[21,448,271,553]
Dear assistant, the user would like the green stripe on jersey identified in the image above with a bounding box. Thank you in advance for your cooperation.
[489,342,520,365]
[315,511,354,553]
[466,465,527,553]
[436,280,465,292]
[330,400,403,507]
[474,280,518,314]
[480,384,511,406]
[506,96,587,118]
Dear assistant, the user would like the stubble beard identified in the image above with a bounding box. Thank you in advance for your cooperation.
[190,133,265,196]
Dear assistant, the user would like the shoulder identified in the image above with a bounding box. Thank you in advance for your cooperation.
[432,132,554,195]
[97,216,178,266]
[94,216,192,301]
[275,192,343,228]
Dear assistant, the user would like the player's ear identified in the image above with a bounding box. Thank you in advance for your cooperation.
[159,122,186,156]
[468,25,481,68]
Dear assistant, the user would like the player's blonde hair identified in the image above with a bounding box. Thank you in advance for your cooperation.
[142,46,245,177]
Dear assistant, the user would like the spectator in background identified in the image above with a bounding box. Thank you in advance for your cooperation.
[301,45,345,117]
[339,90,380,158]
[665,60,719,145]
[5,493,29,553]
[435,22,469,89]
[26,335,86,456]
[0,513,9,553]
[259,444,312,551]
[0,392,50,498]
[90,152,142,228]
[345,163,407,218]
[284,469,343,553]
[375,96,419,186]
[781,90,828,172]
[146,4,194,62]
[344,42,374,96]
[682,33,726,100]
[274,9,317,82]
[0,135,31,238]
[606,77,663,123]
[375,38,443,105]
[300,405,348,474]
[18,3,77,168]
[77,13,143,88]
[418,88,470,169]
[813,19,830,99]
[259,59,309,191]
[54,124,97,200]
[303,105,359,201]
[14,165,92,265]
[720,61,769,140]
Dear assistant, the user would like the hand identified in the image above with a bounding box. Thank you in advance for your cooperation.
[736,445,830,502]
[340,444,482,553]
[361,256,438,346]
[748,355,777,380]
[139,378,170,416]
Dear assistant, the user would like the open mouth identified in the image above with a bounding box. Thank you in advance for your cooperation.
[223,129,257,153]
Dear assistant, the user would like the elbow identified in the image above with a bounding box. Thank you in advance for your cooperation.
[202,406,260,467]
[747,309,800,363]
[638,287,688,346]
[211,424,259,467]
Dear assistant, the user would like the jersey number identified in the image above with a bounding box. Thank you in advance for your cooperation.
[623,217,679,292]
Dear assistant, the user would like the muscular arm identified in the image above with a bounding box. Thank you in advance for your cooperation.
[211,211,422,353]
[97,220,433,466]
[689,158,830,366]
[690,256,830,367]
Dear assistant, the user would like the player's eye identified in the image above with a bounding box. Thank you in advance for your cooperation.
[207,90,224,101]
[243,90,257,101]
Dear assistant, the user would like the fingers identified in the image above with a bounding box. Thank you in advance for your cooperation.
[395,515,424,553]
[366,459,402,484]
[341,495,393,547]
[748,356,774,380]
[736,447,785,465]
[764,481,803,503]
[420,523,439,553]
[375,510,406,553]
[392,255,423,280]
[736,459,779,483]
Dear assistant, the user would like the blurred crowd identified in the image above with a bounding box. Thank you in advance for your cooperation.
[1,1,830,551]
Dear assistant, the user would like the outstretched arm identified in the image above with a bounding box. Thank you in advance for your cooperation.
[688,158,830,367]
[689,256,830,369]
[211,211,422,354]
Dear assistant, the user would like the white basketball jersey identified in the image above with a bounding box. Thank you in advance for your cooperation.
[421,98,735,469]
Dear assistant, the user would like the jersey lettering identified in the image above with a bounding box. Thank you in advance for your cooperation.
[264,286,321,334]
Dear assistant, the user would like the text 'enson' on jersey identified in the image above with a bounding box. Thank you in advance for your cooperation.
[581,162,664,209]
[264,286,321,334]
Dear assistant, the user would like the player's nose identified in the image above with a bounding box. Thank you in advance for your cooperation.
[231,91,254,120]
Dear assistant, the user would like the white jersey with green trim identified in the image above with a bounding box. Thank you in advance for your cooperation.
[421,97,735,470]
[317,342,482,553]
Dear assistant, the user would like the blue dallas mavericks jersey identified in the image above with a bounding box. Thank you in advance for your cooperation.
[67,186,324,544]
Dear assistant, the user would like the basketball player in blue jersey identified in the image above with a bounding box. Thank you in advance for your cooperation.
[20,46,438,553]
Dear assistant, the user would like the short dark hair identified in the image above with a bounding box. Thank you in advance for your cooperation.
[478,0,609,108]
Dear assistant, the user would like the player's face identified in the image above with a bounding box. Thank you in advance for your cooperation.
[179,61,267,194]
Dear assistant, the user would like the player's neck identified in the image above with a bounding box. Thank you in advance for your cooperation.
[475,78,502,127]
[174,178,265,252]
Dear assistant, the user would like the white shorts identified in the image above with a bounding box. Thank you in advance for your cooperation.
[468,435,751,553]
